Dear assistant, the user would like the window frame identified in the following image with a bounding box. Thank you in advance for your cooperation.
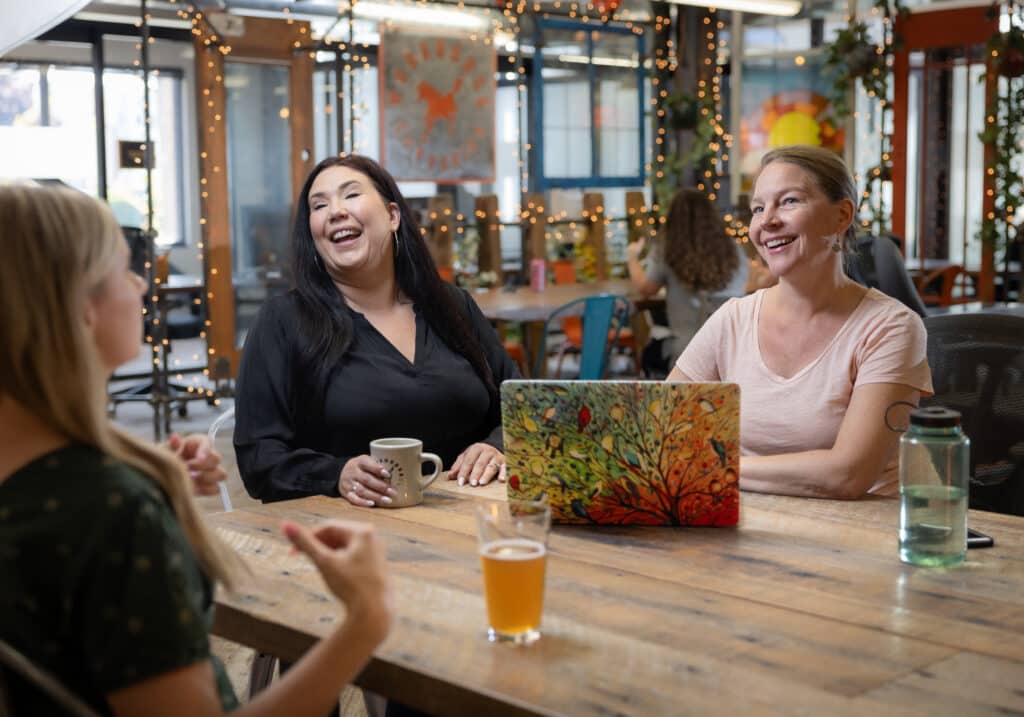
[531,18,646,190]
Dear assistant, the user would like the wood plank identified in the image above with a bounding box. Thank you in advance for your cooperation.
[208,490,1024,716]
[427,194,455,272]
[581,192,607,280]
[625,191,647,245]
[211,510,945,715]
[858,652,1024,715]
[475,194,502,280]
[523,193,546,266]
[193,40,238,375]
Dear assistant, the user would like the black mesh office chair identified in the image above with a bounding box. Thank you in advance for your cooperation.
[922,313,1024,516]
[845,234,929,318]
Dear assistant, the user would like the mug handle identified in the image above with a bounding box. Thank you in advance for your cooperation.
[419,452,443,488]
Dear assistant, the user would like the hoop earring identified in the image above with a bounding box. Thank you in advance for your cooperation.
[393,231,400,256]
[831,236,842,253]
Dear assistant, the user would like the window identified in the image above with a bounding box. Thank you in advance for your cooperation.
[532,19,645,189]
[0,61,187,247]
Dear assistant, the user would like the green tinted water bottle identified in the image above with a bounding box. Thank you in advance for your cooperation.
[898,406,970,567]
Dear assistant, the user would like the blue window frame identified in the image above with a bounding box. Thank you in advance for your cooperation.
[532,18,646,190]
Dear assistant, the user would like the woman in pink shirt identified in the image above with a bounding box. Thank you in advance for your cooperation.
[670,146,932,498]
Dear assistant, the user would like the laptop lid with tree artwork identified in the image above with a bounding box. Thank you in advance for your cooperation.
[501,380,739,526]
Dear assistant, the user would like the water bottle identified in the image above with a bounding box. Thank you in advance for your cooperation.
[898,406,970,567]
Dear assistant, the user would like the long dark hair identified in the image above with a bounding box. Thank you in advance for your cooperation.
[290,154,497,431]
[664,188,739,292]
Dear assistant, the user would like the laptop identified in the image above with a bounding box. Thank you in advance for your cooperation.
[501,380,740,526]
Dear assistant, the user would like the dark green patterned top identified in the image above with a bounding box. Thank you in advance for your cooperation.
[0,444,238,715]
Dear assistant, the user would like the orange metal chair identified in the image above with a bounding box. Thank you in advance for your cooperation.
[503,341,528,376]
[548,259,640,376]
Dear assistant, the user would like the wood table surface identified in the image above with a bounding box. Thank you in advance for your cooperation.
[469,279,644,324]
[469,279,663,376]
[209,480,1024,716]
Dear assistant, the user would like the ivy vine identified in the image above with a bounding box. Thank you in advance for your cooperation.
[979,1,1024,268]
[821,0,907,235]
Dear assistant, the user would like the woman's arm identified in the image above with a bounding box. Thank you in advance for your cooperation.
[107,520,391,717]
[739,383,919,499]
[626,240,663,297]
[449,289,521,486]
[234,299,347,502]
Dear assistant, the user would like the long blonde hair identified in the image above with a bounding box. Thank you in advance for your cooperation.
[0,184,242,587]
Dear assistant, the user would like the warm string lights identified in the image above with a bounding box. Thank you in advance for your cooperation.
[647,9,674,236]
[694,9,731,204]
[979,0,1024,268]
[178,0,233,404]
[855,1,903,235]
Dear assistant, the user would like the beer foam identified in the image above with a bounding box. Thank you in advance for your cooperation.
[480,538,546,560]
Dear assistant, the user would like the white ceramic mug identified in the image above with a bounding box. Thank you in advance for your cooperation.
[369,438,443,508]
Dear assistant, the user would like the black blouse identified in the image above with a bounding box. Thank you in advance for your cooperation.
[234,286,519,502]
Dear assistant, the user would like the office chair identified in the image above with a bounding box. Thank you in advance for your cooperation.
[549,260,641,376]
[922,313,1024,515]
[109,227,205,436]
[845,234,929,318]
[537,294,630,379]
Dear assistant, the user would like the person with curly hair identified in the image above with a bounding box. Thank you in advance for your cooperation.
[627,187,748,373]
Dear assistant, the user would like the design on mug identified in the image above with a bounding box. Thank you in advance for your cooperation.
[378,457,405,485]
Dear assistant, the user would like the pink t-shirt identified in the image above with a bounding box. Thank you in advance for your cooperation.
[675,288,933,496]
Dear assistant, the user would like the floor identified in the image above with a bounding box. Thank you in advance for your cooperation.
[109,338,369,714]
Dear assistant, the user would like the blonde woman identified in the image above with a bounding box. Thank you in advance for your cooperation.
[670,146,932,498]
[0,184,391,716]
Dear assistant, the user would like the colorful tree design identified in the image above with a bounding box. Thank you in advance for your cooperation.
[502,382,740,526]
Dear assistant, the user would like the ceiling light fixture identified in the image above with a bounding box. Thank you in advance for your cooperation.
[663,0,801,17]
[339,1,493,30]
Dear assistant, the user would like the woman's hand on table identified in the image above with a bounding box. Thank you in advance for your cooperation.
[282,519,392,640]
[449,443,506,487]
[338,456,398,507]
[167,433,227,496]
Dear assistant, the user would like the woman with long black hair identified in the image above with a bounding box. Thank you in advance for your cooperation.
[234,155,519,505]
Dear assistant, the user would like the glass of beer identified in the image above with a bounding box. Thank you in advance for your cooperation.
[475,498,551,644]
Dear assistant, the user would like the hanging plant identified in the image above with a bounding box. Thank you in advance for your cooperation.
[978,2,1024,274]
[663,92,699,131]
[821,0,906,235]
[990,21,1024,77]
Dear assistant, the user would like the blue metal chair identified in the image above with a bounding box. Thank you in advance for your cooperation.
[536,294,630,379]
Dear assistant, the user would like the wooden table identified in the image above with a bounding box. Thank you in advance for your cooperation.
[209,482,1024,716]
[470,279,659,376]
[470,279,643,324]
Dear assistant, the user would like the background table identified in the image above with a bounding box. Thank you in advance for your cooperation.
[470,279,659,376]
[927,301,1024,318]
[209,482,1024,716]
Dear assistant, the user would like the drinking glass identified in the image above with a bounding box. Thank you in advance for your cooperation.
[475,498,551,644]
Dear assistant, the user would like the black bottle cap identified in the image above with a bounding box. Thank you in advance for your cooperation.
[909,406,961,428]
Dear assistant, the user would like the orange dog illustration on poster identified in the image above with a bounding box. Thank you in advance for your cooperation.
[379,28,496,182]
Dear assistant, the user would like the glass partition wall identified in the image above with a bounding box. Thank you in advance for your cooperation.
[224,61,293,347]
